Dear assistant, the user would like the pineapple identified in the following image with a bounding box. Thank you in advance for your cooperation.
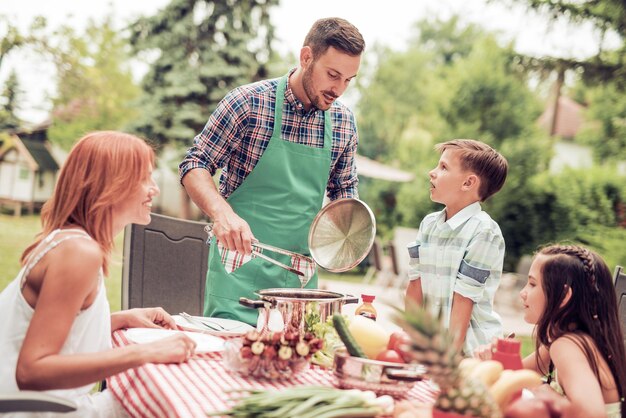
[392,300,501,418]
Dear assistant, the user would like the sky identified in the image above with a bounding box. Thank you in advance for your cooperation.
[0,0,619,123]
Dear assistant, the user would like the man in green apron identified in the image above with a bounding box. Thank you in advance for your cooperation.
[179,18,365,325]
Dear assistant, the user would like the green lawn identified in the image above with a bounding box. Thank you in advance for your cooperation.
[0,214,41,289]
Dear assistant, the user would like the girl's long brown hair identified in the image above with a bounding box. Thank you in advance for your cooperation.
[21,131,155,276]
[534,244,626,417]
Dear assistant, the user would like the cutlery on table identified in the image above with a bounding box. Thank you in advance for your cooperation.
[179,312,224,331]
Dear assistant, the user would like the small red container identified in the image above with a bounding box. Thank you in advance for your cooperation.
[492,338,523,370]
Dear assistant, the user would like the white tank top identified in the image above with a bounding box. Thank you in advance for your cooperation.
[0,229,112,398]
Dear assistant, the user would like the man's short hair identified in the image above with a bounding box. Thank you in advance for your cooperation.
[435,139,508,201]
[303,17,365,59]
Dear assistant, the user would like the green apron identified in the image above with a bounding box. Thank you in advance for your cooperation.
[204,74,333,325]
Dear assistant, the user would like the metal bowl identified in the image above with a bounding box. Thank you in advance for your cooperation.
[332,349,426,398]
[308,198,376,272]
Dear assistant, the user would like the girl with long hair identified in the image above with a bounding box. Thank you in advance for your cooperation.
[479,244,625,417]
[0,131,196,417]
[523,244,625,417]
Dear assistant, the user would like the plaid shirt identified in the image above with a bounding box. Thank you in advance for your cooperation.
[179,69,359,200]
[407,202,505,354]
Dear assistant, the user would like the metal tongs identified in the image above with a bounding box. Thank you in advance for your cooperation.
[204,224,308,277]
[251,241,305,277]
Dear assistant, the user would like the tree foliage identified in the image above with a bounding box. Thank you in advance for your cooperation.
[505,0,626,162]
[127,0,278,148]
[46,16,141,150]
[504,0,626,89]
[357,19,544,243]
[0,13,140,148]
[574,80,626,161]
[0,15,47,72]
[443,38,543,148]
[0,71,23,130]
[0,15,48,131]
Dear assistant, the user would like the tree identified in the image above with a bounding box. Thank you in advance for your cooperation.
[504,1,626,162]
[46,16,141,150]
[357,18,485,161]
[0,18,22,72]
[443,37,543,148]
[127,0,279,149]
[0,15,47,72]
[356,17,554,268]
[574,80,626,161]
[412,16,487,66]
[0,14,140,145]
[0,15,48,131]
[0,71,23,130]
[357,20,542,211]
[505,0,626,89]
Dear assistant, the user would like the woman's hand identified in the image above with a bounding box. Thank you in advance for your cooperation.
[112,307,177,331]
[473,342,494,360]
[139,334,197,364]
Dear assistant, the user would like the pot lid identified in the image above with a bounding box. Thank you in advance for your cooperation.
[308,198,376,272]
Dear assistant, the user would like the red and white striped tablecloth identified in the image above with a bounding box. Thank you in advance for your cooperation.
[107,330,436,418]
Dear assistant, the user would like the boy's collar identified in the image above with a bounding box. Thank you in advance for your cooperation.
[444,201,482,229]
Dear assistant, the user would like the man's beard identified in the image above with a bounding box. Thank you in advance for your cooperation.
[302,63,334,111]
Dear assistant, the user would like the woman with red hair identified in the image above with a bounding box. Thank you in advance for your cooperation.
[0,131,196,417]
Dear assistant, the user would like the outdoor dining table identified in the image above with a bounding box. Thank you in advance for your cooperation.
[107,329,437,418]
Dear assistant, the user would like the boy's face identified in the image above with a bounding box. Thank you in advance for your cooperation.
[428,149,471,206]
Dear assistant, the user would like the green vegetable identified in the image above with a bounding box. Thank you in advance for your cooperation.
[304,302,321,333]
[332,314,367,358]
[208,386,389,417]
[310,316,342,368]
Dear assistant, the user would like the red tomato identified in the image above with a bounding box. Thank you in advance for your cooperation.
[387,331,411,352]
[375,349,405,364]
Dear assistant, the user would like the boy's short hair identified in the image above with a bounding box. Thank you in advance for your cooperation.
[435,139,508,201]
[303,17,365,59]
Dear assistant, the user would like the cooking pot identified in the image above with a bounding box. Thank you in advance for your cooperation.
[239,288,359,333]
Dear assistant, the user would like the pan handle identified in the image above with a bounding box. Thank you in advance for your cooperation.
[239,297,271,309]
[342,294,359,304]
[384,367,426,382]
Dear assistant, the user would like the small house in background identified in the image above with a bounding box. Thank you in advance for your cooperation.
[537,95,593,173]
[0,124,59,216]
[538,95,585,140]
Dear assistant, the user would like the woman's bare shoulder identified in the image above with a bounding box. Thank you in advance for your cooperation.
[45,236,103,280]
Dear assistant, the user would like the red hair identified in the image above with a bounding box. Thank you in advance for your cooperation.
[21,131,155,276]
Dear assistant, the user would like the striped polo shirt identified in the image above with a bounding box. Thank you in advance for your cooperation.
[407,202,505,354]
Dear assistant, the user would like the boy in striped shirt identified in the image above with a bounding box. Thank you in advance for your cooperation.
[405,139,508,355]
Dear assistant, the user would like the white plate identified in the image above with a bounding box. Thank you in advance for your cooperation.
[173,315,254,337]
[125,328,225,353]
